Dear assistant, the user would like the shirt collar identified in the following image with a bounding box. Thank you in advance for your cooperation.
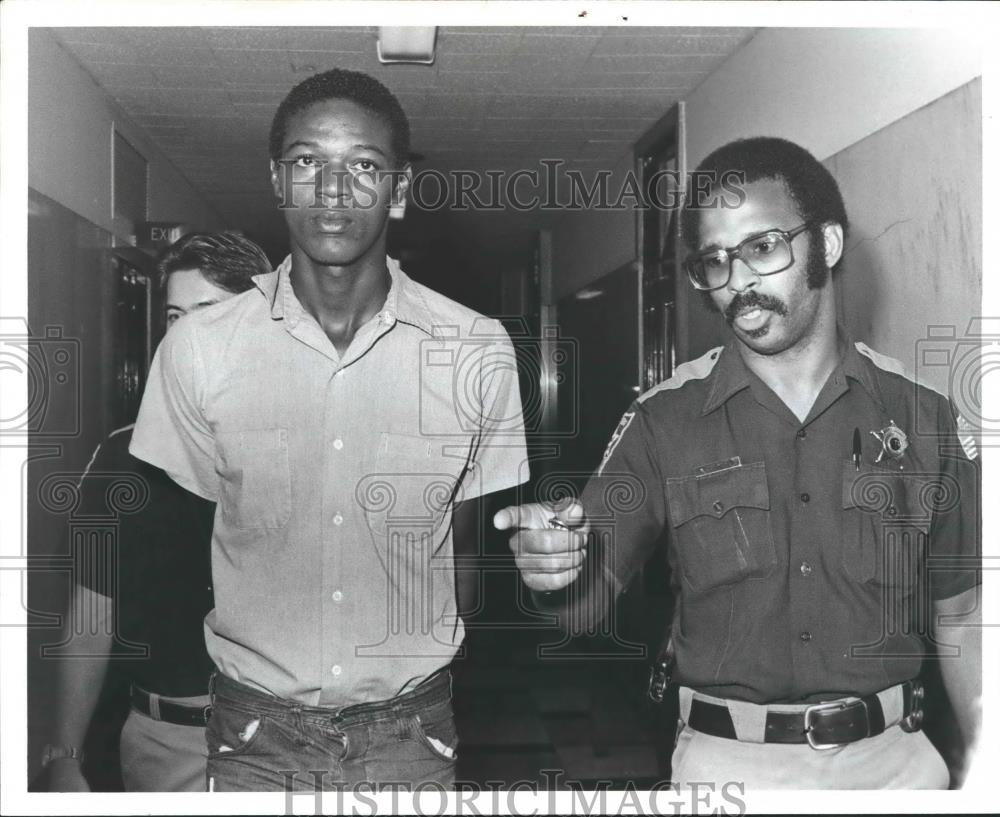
[838,331,887,410]
[253,255,437,336]
[700,339,753,415]
[700,327,886,416]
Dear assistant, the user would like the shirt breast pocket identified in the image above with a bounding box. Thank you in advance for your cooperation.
[356,433,467,539]
[215,428,291,531]
[841,463,933,591]
[665,461,776,592]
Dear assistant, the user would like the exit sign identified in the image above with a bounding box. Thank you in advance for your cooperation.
[137,222,188,249]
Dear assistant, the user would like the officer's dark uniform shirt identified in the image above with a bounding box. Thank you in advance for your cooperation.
[571,336,980,705]
[76,425,216,697]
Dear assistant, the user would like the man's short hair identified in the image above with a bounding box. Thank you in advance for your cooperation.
[269,69,411,166]
[157,232,271,293]
[681,136,850,261]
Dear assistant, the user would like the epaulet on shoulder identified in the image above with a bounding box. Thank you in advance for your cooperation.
[854,341,909,378]
[636,346,723,405]
[854,341,948,399]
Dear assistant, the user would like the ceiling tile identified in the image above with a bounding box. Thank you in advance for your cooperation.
[55,40,144,63]
[436,31,524,55]
[206,28,292,51]
[151,66,227,89]
[85,62,160,89]
[212,48,289,69]
[284,49,376,74]
[284,28,376,52]
[516,33,602,57]
[119,28,215,49]
[588,53,729,73]
[55,27,142,45]
[438,53,512,73]
[145,46,219,67]
[572,73,651,90]
[591,33,752,57]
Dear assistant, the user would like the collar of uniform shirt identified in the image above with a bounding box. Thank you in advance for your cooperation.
[700,328,886,416]
[252,255,437,336]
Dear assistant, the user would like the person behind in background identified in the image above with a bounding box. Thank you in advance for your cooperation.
[128,69,528,792]
[497,137,981,789]
[45,232,272,792]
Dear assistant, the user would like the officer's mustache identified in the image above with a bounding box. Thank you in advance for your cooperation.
[724,291,789,325]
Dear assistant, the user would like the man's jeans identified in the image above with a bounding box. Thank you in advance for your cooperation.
[205,670,457,792]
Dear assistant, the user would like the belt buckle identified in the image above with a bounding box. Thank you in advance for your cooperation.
[803,699,865,750]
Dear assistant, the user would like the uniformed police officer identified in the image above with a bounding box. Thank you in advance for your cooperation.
[495,137,981,789]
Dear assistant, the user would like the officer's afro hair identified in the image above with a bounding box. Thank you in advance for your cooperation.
[269,68,410,165]
[681,136,849,253]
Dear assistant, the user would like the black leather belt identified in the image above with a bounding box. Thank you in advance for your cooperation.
[687,680,924,749]
[130,685,212,728]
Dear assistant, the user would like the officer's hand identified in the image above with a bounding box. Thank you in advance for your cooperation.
[493,500,588,592]
[47,759,90,792]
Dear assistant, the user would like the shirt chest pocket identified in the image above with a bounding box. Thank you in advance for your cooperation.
[665,461,776,592]
[215,428,291,531]
[356,433,467,538]
[841,463,933,590]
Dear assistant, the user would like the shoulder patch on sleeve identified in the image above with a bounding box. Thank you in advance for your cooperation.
[956,413,979,460]
[597,411,635,476]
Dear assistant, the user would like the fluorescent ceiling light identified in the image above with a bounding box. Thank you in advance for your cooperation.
[377,27,437,65]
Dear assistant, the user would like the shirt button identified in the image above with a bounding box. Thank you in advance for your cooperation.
[331,665,342,676]
[800,561,813,577]
[797,429,807,439]
[332,590,343,602]
[333,513,344,526]
[800,631,813,642]
[382,312,396,326]
[712,500,724,513]
[333,438,344,450]
[800,492,810,503]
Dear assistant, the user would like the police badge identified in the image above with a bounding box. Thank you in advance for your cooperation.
[870,420,909,463]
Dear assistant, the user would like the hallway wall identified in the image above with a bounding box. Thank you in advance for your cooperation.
[29,29,225,238]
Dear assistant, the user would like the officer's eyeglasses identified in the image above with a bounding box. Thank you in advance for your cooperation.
[684,222,814,292]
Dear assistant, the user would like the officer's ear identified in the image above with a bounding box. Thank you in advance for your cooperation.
[822,221,844,269]
[389,165,412,220]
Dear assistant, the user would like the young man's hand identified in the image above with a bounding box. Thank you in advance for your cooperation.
[493,500,588,592]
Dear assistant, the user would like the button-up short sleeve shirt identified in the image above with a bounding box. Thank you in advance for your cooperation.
[579,337,980,704]
[130,256,529,706]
